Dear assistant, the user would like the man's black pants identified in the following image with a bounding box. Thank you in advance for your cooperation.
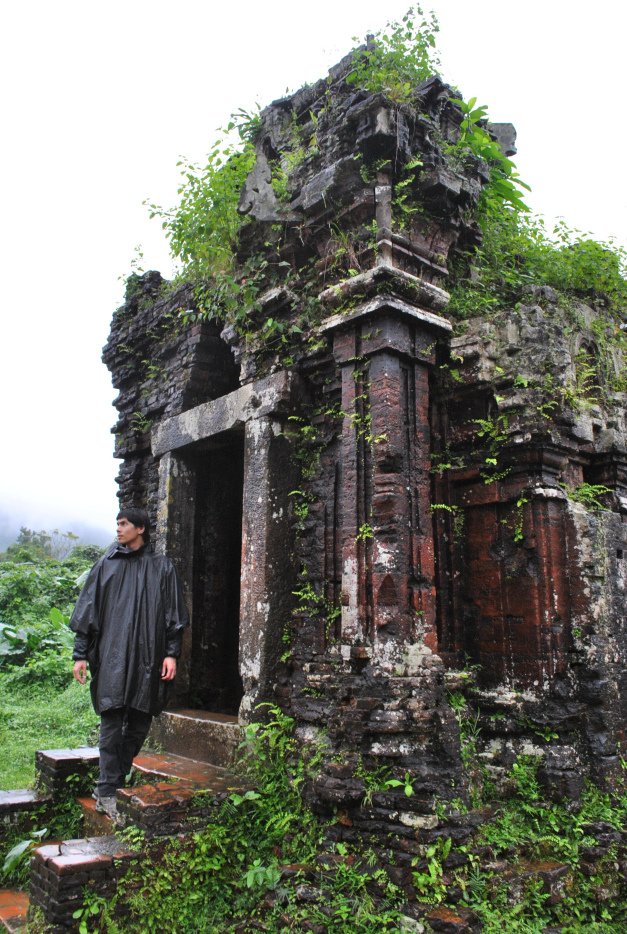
[97,707,153,797]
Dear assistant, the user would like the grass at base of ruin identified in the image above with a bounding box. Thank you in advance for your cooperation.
[0,674,98,789]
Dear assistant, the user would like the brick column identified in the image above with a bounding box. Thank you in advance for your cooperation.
[321,296,451,670]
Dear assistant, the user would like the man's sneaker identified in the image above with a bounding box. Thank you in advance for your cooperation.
[95,796,118,820]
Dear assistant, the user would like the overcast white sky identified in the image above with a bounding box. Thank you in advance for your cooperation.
[1,0,625,543]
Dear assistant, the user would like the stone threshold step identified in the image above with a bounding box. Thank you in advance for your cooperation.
[0,890,28,933]
[148,708,243,767]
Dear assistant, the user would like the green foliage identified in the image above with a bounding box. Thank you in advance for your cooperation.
[2,828,47,878]
[562,482,612,511]
[457,756,627,928]
[408,751,627,929]
[144,108,281,344]
[472,413,512,484]
[73,896,108,934]
[37,700,624,931]
[353,758,392,805]
[412,836,451,904]
[450,209,627,321]
[288,488,314,530]
[1,527,80,562]
[0,545,99,684]
[512,493,529,543]
[268,109,315,203]
[392,154,424,228]
[147,108,259,283]
[1,770,94,887]
[0,546,100,788]
[447,690,488,806]
[451,96,531,214]
[0,677,98,790]
[448,692,481,769]
[347,5,440,103]
[244,857,282,890]
[385,771,415,797]
[356,522,374,543]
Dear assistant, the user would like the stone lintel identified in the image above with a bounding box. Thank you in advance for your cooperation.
[320,294,451,342]
[152,371,295,457]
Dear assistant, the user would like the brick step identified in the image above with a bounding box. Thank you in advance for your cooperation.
[33,752,252,931]
[147,708,242,767]
[133,749,237,784]
[4,744,251,931]
[79,762,246,839]
[75,749,247,835]
[30,835,136,931]
[35,747,99,797]
[0,890,28,932]
[118,778,230,836]
[0,791,52,848]
[120,751,248,836]
[77,797,113,838]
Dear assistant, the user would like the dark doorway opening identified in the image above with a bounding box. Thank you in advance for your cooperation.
[189,430,244,715]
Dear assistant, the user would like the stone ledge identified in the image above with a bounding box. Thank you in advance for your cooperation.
[320,294,452,337]
[0,791,42,812]
[318,263,450,315]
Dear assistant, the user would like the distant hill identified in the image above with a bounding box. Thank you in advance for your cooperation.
[0,518,113,552]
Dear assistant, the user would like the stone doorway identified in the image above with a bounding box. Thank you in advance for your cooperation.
[188,431,244,715]
[153,371,299,720]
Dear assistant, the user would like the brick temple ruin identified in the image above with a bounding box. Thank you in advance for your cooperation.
[102,51,626,852]
[1,44,626,934]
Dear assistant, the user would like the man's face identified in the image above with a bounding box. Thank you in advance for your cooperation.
[116,517,145,550]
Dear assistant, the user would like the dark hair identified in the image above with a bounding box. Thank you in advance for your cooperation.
[117,506,150,543]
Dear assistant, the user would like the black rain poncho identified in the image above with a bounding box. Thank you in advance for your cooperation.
[70,543,189,716]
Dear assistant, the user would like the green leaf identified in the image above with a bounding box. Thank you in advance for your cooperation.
[2,839,33,873]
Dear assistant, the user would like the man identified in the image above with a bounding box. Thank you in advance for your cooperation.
[71,507,189,820]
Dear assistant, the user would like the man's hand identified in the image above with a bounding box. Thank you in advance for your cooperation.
[73,660,88,685]
[161,657,177,681]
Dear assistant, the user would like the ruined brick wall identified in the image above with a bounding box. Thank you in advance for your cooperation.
[430,291,626,790]
[102,273,240,529]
